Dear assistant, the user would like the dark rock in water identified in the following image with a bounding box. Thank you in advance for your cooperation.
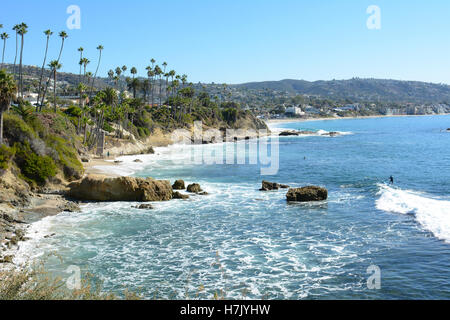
[286,186,328,202]
[173,192,190,200]
[321,131,340,137]
[187,183,203,193]
[279,131,299,136]
[135,204,154,210]
[260,180,290,191]
[172,180,186,190]
[279,130,316,136]
[144,146,155,154]
[114,160,123,164]
[198,192,209,196]
[133,159,143,163]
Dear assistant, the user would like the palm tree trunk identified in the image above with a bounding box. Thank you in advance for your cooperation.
[42,39,64,107]
[19,34,24,98]
[56,39,65,63]
[37,36,50,110]
[13,32,18,82]
[89,50,102,100]
[53,69,57,112]
[1,40,6,69]
[159,76,162,107]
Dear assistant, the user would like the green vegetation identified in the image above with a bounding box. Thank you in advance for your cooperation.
[0,144,14,169]
[1,112,83,186]
[0,22,265,190]
[0,266,141,300]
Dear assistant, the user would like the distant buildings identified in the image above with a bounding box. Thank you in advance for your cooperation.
[285,106,305,116]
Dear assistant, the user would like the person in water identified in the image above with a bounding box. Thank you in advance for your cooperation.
[389,176,394,184]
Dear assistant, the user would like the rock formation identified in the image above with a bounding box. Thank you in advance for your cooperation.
[67,175,173,202]
[286,186,328,202]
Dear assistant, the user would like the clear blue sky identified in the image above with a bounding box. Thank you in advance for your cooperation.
[1,0,450,84]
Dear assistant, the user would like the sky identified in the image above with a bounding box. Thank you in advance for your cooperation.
[1,0,450,84]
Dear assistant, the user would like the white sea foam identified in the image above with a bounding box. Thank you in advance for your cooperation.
[376,184,450,243]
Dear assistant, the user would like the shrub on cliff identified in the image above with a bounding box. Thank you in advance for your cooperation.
[2,112,83,185]
[14,142,57,185]
[0,145,15,170]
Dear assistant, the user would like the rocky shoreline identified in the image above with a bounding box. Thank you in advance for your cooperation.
[2,121,335,270]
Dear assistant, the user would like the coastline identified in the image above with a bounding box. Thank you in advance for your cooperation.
[266,113,450,124]
[2,112,449,271]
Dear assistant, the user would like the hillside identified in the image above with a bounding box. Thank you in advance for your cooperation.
[233,78,450,104]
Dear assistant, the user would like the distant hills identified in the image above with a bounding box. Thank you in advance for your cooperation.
[6,63,450,104]
[233,78,450,104]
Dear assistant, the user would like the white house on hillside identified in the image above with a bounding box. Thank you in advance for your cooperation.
[285,106,305,116]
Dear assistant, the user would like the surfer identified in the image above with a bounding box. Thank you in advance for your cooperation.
[389,176,394,184]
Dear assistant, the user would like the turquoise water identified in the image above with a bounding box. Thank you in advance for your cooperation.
[18,115,450,299]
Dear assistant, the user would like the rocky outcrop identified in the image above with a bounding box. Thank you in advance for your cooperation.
[279,130,316,136]
[172,180,186,190]
[135,204,153,210]
[260,180,290,191]
[286,186,328,202]
[321,131,339,137]
[173,192,190,200]
[187,183,203,193]
[67,175,173,202]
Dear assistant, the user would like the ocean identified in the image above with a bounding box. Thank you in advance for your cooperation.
[16,115,450,299]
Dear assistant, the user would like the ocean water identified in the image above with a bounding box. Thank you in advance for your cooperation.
[16,115,450,299]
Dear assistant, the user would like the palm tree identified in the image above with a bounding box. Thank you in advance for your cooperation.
[77,82,87,127]
[130,67,137,78]
[1,32,9,69]
[48,60,61,112]
[37,29,53,109]
[77,47,84,83]
[12,24,20,81]
[153,65,162,107]
[41,30,67,106]
[88,45,103,100]
[107,69,114,84]
[168,70,176,97]
[0,70,17,144]
[81,58,90,84]
[17,23,28,98]
[56,31,68,63]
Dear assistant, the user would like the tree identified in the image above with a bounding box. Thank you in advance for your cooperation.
[12,24,20,82]
[0,70,17,144]
[17,23,28,98]
[41,31,68,106]
[37,29,53,110]
[89,45,103,100]
[56,31,68,63]
[48,60,61,112]
[1,32,9,69]
[154,65,162,107]
[130,67,137,78]
[77,47,84,83]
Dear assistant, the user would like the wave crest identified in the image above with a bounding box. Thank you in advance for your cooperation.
[376,184,450,243]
